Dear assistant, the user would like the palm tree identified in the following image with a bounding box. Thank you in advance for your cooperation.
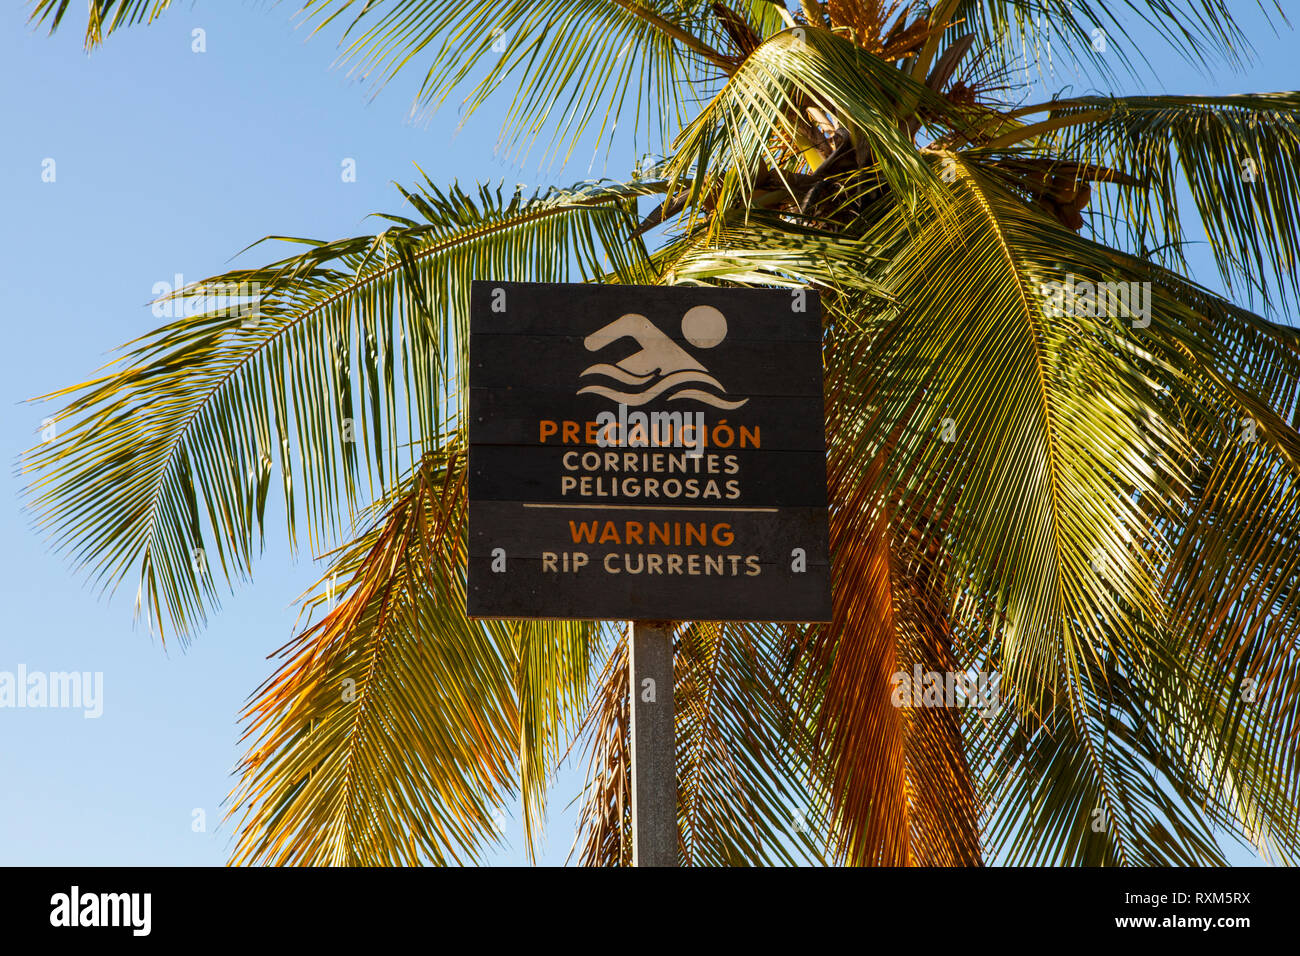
[23,0,1300,866]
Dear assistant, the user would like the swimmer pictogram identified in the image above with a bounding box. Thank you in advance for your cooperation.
[577,305,749,410]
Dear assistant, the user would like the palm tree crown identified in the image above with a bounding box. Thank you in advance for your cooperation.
[23,0,1300,866]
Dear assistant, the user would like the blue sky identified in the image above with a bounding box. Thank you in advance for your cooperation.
[1,2,1293,866]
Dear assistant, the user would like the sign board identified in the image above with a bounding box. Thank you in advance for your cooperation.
[467,281,832,622]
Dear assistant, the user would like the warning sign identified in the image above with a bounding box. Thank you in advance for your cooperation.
[467,281,831,622]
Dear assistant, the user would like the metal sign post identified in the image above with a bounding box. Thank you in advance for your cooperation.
[628,620,676,866]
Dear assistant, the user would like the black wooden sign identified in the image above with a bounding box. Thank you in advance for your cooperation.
[467,281,832,622]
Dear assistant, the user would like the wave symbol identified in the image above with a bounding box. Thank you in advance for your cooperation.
[578,366,749,410]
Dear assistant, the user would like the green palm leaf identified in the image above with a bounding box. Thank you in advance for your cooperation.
[946,0,1286,79]
[980,93,1300,309]
[675,621,830,865]
[22,178,653,641]
[300,0,741,166]
[30,0,175,48]
[231,442,605,865]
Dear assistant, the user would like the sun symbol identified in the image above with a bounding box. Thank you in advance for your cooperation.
[681,304,728,348]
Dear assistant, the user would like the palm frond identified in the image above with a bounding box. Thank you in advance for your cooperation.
[981,93,1300,310]
[29,0,175,49]
[231,443,512,865]
[230,443,605,865]
[855,159,1184,710]
[572,637,634,866]
[676,621,830,865]
[666,208,893,297]
[299,0,743,167]
[662,23,966,225]
[22,178,654,642]
[845,154,1300,861]
[948,0,1286,81]
[800,357,983,864]
[981,664,1233,866]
